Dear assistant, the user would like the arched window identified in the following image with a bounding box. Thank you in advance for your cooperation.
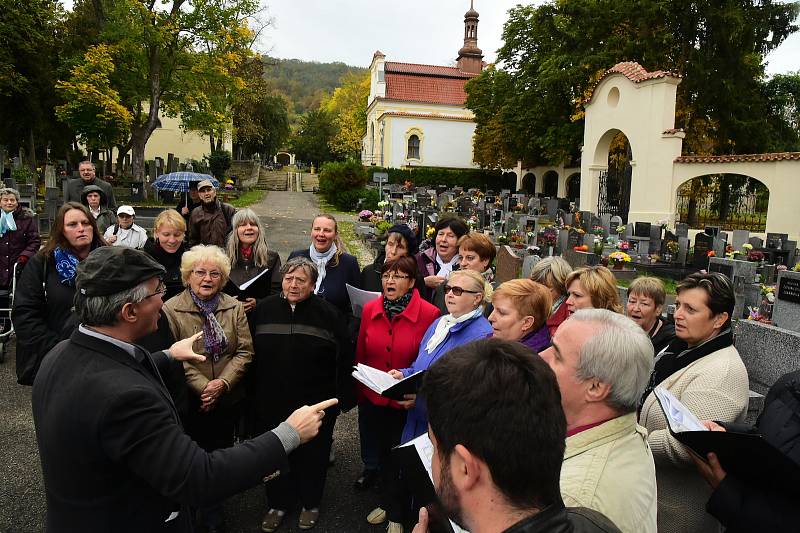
[407,135,420,159]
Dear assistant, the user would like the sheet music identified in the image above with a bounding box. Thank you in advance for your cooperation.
[346,283,381,318]
[654,387,708,433]
[352,364,422,395]
[237,267,270,291]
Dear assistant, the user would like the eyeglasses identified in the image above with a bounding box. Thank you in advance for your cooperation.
[192,269,221,279]
[381,273,411,281]
[444,285,480,296]
[143,280,167,300]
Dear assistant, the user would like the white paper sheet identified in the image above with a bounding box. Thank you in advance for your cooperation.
[654,387,709,433]
[346,283,381,318]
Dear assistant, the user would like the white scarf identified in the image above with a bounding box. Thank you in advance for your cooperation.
[436,253,460,279]
[0,210,16,237]
[425,306,483,353]
[309,242,337,294]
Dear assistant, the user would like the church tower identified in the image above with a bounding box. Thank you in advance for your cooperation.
[456,1,483,74]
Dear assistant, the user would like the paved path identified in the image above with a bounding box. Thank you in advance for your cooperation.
[0,192,385,533]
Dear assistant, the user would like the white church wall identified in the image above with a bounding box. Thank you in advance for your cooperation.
[385,116,477,169]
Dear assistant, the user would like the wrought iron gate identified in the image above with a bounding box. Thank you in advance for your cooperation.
[596,165,631,223]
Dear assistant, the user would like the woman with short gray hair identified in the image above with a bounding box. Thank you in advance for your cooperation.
[0,187,40,289]
[251,254,354,532]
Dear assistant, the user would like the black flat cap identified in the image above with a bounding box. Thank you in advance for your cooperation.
[77,247,166,297]
[387,224,419,255]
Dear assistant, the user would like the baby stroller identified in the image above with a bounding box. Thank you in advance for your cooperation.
[0,262,20,363]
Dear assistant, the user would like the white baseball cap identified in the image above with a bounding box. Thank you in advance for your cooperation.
[117,205,135,216]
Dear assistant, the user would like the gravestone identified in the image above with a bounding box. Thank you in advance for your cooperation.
[772,271,800,333]
[545,199,559,218]
[567,229,583,250]
[558,229,569,254]
[766,233,788,249]
[609,215,623,235]
[675,223,689,238]
[709,257,758,319]
[732,230,750,251]
[677,237,690,265]
[748,236,764,249]
[600,214,611,237]
[649,225,663,254]
[693,233,714,267]
[563,249,590,269]
[623,224,634,240]
[583,233,596,248]
[521,254,541,279]
[495,245,523,283]
[713,237,727,259]
[634,222,652,238]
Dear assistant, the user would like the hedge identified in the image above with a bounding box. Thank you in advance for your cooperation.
[366,165,516,190]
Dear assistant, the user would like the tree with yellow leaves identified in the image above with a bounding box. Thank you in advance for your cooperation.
[322,71,370,160]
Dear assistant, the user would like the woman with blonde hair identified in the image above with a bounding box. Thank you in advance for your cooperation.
[162,244,253,532]
[530,256,573,335]
[368,269,492,530]
[143,209,188,300]
[289,213,360,316]
[489,279,552,352]
[223,208,281,313]
[565,265,623,314]
[627,276,675,354]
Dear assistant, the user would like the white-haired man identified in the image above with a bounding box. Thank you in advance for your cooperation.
[540,309,657,533]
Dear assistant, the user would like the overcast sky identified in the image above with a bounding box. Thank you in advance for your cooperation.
[259,0,799,76]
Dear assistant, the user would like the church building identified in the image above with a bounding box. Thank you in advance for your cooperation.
[361,2,484,169]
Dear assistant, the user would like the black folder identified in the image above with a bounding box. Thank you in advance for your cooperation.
[380,370,425,401]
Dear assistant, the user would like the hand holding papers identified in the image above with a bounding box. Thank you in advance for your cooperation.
[346,284,381,318]
[654,388,708,433]
[351,363,424,401]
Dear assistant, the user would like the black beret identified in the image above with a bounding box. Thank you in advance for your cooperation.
[77,247,166,297]
[387,224,419,255]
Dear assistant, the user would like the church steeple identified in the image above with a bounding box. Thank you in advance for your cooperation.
[457,0,483,74]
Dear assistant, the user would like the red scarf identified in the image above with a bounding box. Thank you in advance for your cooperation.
[240,245,253,261]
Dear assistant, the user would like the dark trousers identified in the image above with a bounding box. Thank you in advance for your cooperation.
[265,414,337,511]
[185,396,240,527]
[383,456,414,523]
[358,401,407,473]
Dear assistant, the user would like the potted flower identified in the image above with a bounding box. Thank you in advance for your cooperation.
[608,251,631,270]
[593,237,604,256]
[665,240,679,262]
[358,209,374,222]
[497,234,509,245]
[617,240,630,251]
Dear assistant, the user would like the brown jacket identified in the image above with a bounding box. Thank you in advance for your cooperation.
[162,289,253,405]
[188,200,236,248]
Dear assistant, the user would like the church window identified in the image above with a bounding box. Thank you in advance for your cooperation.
[407,135,420,159]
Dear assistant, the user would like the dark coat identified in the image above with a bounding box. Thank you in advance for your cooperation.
[650,318,676,355]
[501,503,620,532]
[0,206,40,287]
[223,250,282,305]
[288,247,360,316]
[355,289,440,408]
[705,369,800,532]
[414,247,460,302]
[251,294,355,431]
[80,184,115,235]
[32,329,288,533]
[12,252,80,385]
[64,176,117,211]
[143,239,187,301]
[188,200,236,248]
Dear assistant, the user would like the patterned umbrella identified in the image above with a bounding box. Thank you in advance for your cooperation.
[150,172,219,192]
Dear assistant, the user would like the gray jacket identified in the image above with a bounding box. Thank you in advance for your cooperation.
[64,177,116,211]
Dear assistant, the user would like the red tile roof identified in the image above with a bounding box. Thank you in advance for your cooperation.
[601,61,682,84]
[662,128,684,135]
[381,61,478,106]
[674,152,800,164]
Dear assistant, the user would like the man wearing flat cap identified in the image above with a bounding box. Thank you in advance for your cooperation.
[188,179,236,247]
[32,246,337,533]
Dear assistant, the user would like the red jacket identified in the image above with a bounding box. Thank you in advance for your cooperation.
[547,299,571,337]
[355,289,440,408]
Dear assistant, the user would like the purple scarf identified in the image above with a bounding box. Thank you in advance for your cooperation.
[189,289,228,361]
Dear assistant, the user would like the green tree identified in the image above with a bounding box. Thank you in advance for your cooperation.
[55,44,132,153]
[467,0,800,168]
[232,58,290,159]
[290,108,337,166]
[322,71,370,159]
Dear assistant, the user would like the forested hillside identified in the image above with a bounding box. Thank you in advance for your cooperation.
[263,57,367,116]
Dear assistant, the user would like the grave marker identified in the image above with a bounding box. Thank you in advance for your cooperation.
[693,233,713,267]
[495,245,523,283]
[772,271,800,333]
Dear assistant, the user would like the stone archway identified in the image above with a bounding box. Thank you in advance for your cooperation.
[543,170,558,197]
[522,173,536,194]
[596,131,633,222]
[566,172,581,202]
[674,173,769,232]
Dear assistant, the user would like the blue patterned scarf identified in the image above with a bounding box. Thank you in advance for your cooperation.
[189,288,228,361]
[0,210,16,237]
[54,246,81,286]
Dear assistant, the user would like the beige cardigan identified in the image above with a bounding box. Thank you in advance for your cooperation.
[639,344,749,533]
[561,413,657,533]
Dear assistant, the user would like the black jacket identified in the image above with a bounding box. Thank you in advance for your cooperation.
[223,250,282,305]
[251,294,355,431]
[706,369,800,532]
[503,503,620,533]
[12,252,80,385]
[360,251,425,293]
[143,239,187,301]
[64,176,117,211]
[32,330,288,533]
[288,247,360,316]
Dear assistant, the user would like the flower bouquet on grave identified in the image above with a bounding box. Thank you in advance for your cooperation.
[616,224,626,235]
[375,220,391,238]
[592,225,605,236]
[617,240,630,251]
[377,200,389,209]
[359,210,374,222]
[497,234,509,245]
[707,250,716,258]
[538,227,558,248]
[748,306,773,324]
[608,251,631,270]
[747,250,765,263]
[467,216,478,229]
[593,237,604,256]
[426,226,436,240]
